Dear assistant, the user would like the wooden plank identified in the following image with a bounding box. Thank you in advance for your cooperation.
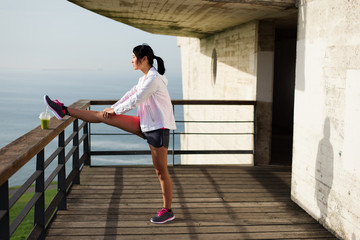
[45,165,335,239]
[46,225,333,236]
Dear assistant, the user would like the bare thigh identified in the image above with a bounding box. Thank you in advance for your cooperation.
[68,108,143,138]
[103,114,143,138]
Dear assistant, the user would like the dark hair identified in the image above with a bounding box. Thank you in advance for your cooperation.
[133,44,165,75]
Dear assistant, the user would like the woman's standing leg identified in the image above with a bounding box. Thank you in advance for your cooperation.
[150,145,172,209]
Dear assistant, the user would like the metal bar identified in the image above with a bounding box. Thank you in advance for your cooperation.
[173,132,254,135]
[88,106,92,166]
[65,132,77,147]
[65,146,78,163]
[171,100,256,105]
[91,150,152,156]
[44,147,63,169]
[45,165,64,190]
[172,105,175,166]
[79,133,87,145]
[253,104,256,165]
[66,169,79,190]
[78,120,87,131]
[34,149,45,240]
[10,192,42,236]
[89,99,255,106]
[84,122,91,166]
[44,191,65,224]
[58,131,66,210]
[28,224,43,240]
[175,120,254,123]
[0,181,9,240]
[9,170,41,208]
[79,153,88,167]
[73,119,80,184]
[91,132,254,136]
[91,150,253,155]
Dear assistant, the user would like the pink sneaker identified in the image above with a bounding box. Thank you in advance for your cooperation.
[44,95,66,120]
[150,208,175,224]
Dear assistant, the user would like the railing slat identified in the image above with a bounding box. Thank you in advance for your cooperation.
[79,133,87,145]
[65,146,78,163]
[9,170,42,208]
[27,224,43,240]
[44,147,63,169]
[44,191,65,224]
[10,192,42,236]
[65,132,77,147]
[91,150,253,155]
[45,165,64,190]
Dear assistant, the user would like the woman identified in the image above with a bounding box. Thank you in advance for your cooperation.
[44,44,176,224]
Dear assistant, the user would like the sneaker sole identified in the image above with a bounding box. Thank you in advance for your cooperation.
[150,216,175,224]
[44,95,63,120]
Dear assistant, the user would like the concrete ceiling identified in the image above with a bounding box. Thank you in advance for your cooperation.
[68,0,298,38]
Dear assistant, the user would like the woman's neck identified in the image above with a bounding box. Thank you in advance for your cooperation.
[142,64,151,78]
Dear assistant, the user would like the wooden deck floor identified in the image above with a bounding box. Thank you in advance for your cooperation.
[46,165,336,240]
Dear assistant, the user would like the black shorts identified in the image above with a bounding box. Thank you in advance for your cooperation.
[141,128,170,148]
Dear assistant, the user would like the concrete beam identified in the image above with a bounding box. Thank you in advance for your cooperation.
[68,0,297,37]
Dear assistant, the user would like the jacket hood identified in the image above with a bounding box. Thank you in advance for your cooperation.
[149,67,168,86]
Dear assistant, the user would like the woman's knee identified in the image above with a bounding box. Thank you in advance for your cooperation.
[155,169,169,181]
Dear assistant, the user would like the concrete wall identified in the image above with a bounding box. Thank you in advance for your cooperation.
[291,0,360,239]
[177,21,274,165]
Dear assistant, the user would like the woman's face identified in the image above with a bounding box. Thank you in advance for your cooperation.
[131,53,148,71]
[131,53,140,70]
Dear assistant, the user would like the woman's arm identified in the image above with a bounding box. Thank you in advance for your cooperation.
[102,108,115,120]
[113,74,159,115]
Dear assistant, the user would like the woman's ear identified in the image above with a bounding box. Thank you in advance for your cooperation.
[142,56,148,65]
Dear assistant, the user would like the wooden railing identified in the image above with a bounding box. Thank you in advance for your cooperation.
[0,100,90,240]
[0,99,256,239]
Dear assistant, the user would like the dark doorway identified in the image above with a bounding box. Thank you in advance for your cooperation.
[271,28,297,165]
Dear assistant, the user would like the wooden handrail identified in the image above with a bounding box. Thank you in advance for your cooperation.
[0,100,90,187]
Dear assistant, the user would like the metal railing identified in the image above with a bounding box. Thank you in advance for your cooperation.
[89,99,256,166]
[0,99,256,239]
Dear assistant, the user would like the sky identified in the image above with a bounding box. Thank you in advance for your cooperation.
[0,0,182,78]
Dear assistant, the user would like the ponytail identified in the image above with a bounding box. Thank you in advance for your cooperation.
[154,56,165,75]
[133,44,166,75]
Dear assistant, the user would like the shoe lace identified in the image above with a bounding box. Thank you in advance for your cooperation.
[54,100,64,107]
[157,208,168,217]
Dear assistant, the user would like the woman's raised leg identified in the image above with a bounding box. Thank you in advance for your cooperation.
[68,107,144,138]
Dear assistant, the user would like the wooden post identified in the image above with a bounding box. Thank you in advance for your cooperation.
[73,119,80,184]
[58,131,66,210]
[34,149,45,240]
[84,122,91,166]
[0,181,9,240]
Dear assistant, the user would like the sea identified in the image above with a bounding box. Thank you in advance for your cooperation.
[0,69,183,187]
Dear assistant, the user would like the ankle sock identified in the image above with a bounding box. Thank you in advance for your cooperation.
[63,106,69,115]
[166,208,172,212]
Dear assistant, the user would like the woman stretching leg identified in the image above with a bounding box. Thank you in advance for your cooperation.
[45,44,176,224]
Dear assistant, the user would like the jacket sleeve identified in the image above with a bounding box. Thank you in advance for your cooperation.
[112,74,159,115]
[111,85,138,109]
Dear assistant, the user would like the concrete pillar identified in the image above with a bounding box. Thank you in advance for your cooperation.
[255,21,275,165]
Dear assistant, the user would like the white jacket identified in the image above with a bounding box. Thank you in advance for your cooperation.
[111,67,176,132]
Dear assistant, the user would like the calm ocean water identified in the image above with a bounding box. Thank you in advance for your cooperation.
[0,69,183,186]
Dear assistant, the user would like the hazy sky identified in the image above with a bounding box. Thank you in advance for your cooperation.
[0,0,181,76]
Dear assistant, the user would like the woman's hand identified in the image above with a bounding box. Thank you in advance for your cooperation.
[102,108,115,120]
